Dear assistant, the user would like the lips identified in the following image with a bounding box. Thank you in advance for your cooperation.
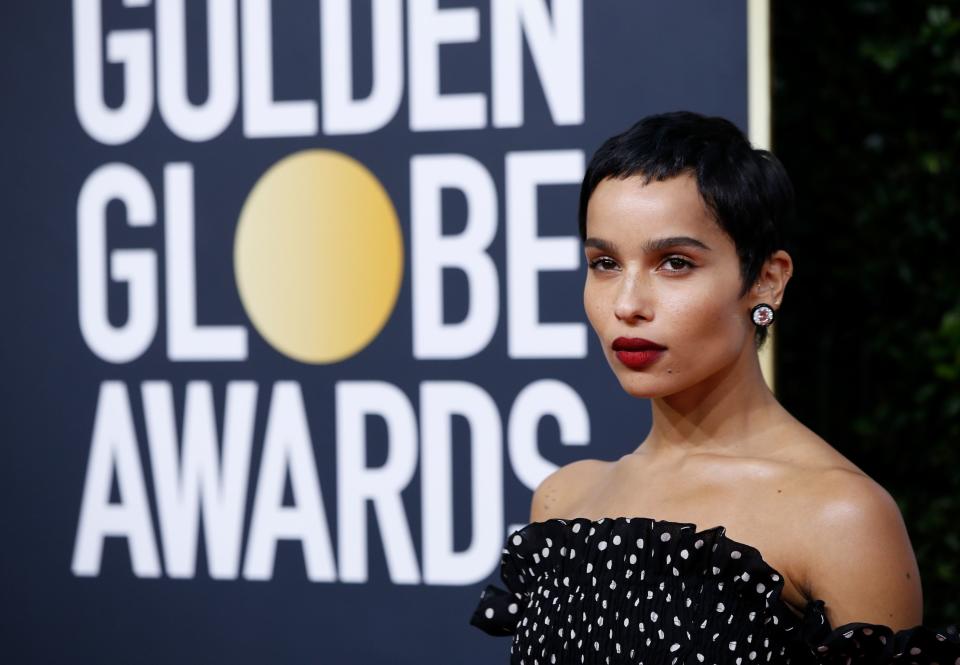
[612,337,666,351]
[612,337,666,370]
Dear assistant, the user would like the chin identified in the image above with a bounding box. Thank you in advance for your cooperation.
[616,375,674,400]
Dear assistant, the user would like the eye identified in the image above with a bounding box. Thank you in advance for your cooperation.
[588,257,618,272]
[660,256,694,273]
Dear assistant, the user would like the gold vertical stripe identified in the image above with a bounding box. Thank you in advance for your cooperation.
[747,0,776,393]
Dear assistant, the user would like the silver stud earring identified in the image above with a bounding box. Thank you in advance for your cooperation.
[751,303,775,327]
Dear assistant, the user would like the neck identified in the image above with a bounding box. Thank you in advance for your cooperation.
[638,342,785,458]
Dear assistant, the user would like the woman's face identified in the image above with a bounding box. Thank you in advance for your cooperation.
[582,172,755,399]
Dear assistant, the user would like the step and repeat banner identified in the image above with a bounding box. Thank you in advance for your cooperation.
[1,1,750,663]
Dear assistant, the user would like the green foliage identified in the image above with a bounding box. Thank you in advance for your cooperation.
[772,1,960,627]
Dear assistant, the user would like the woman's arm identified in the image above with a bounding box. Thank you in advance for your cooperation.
[799,468,923,631]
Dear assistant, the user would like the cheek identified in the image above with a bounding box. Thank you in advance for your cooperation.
[583,281,604,327]
[661,290,745,350]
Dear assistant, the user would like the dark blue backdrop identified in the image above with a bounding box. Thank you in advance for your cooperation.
[0,1,749,663]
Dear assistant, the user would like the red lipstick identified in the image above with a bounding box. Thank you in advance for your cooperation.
[612,337,666,370]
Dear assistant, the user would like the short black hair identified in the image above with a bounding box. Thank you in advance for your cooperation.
[578,110,795,348]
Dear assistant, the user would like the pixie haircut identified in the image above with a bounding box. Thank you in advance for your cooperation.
[578,111,795,348]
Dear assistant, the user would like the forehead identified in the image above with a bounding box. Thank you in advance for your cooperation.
[585,172,724,245]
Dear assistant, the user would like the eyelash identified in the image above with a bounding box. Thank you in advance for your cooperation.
[588,256,694,273]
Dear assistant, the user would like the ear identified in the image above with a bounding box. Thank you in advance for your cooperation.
[752,250,793,310]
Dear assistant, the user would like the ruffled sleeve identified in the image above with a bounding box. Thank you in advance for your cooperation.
[468,583,528,636]
[468,521,559,637]
[798,598,960,663]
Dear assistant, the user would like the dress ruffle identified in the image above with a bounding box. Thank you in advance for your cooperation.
[469,516,960,663]
[470,583,528,636]
[796,598,960,663]
[470,516,791,640]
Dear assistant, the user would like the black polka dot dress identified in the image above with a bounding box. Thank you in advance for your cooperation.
[469,517,960,664]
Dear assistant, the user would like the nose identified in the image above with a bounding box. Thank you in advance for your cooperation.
[613,272,654,323]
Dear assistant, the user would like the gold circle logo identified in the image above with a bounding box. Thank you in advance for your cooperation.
[234,149,403,364]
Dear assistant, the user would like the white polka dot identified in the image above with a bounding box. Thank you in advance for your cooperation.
[694,539,704,549]
[756,583,766,593]
[660,532,672,542]
[730,550,742,559]
[598,540,608,551]
[542,547,550,557]
[586,563,593,573]
[485,607,494,619]
[508,603,518,614]
[741,571,750,581]
[512,535,522,546]
[629,554,637,564]
[680,548,689,559]
[670,643,681,652]
[572,523,581,533]
[716,602,725,612]
[612,535,622,545]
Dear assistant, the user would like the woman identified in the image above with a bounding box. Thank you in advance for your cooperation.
[470,111,960,663]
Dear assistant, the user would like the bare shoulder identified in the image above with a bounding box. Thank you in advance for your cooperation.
[529,458,611,523]
[798,466,908,553]
[794,464,923,629]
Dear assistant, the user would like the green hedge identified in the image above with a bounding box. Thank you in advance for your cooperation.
[772,1,960,627]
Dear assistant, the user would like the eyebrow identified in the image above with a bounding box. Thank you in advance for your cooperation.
[583,236,712,253]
